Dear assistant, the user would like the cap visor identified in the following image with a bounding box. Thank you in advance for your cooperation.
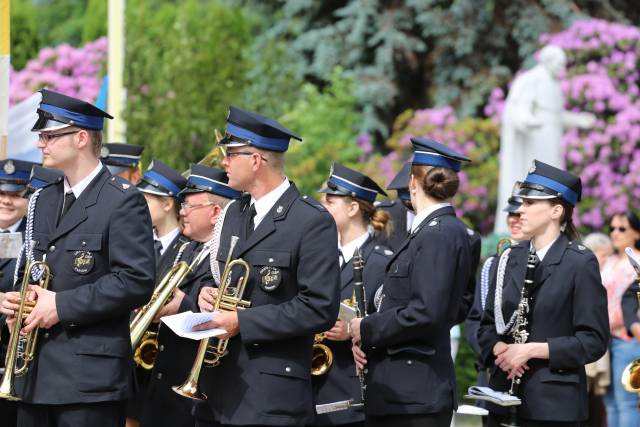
[516,188,557,200]
[0,183,27,192]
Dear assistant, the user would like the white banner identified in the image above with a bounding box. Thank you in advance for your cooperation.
[7,92,41,162]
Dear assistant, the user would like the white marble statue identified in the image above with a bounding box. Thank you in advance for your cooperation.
[495,45,595,234]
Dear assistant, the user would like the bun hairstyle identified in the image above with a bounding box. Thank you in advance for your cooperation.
[410,164,459,201]
[348,197,393,237]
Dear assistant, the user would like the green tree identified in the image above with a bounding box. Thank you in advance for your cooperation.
[280,68,364,196]
[82,0,107,44]
[124,0,253,170]
[10,0,39,70]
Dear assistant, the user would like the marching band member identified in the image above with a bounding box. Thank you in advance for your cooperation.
[464,182,526,424]
[126,160,189,427]
[0,159,37,427]
[350,137,472,427]
[0,89,156,427]
[139,165,240,427]
[195,106,341,427]
[100,143,145,184]
[314,162,393,427]
[478,160,609,426]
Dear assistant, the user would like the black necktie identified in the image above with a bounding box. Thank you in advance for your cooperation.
[154,240,163,267]
[61,191,76,218]
[245,204,257,238]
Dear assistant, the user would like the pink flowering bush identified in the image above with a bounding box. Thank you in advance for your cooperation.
[360,107,500,234]
[9,37,107,105]
[487,19,640,231]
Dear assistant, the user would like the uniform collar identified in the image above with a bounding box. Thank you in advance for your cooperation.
[0,218,23,233]
[63,161,104,198]
[531,234,560,262]
[250,177,290,228]
[411,202,451,233]
[158,227,181,255]
[340,231,370,265]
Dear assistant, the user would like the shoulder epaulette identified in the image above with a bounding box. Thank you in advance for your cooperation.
[300,194,326,211]
[107,175,135,193]
[372,244,394,257]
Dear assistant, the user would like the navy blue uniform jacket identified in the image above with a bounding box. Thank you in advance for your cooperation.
[360,206,471,416]
[478,235,609,422]
[201,184,341,426]
[16,166,156,404]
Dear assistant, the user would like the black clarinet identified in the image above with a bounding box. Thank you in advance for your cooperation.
[502,248,537,427]
[352,248,367,405]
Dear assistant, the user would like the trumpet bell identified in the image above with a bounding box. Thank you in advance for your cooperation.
[311,341,333,376]
[172,379,207,401]
[621,358,640,393]
[133,331,159,370]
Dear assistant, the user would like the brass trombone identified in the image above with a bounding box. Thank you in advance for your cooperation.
[0,259,51,401]
[173,236,250,400]
[130,242,208,369]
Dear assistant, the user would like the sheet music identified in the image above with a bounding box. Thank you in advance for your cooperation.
[160,311,226,340]
[0,232,23,258]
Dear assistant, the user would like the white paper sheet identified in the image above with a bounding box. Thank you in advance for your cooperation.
[160,311,227,340]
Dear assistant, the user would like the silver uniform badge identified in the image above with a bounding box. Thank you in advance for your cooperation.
[100,146,110,158]
[4,160,15,175]
[528,161,536,174]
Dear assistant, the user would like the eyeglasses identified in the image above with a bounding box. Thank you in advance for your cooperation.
[181,201,215,211]
[219,146,268,162]
[610,226,628,233]
[38,130,80,145]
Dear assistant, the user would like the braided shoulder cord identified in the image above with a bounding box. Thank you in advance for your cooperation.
[172,240,191,267]
[209,200,235,286]
[13,188,43,288]
[479,255,496,310]
[494,247,519,335]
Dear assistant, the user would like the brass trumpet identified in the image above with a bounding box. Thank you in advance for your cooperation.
[0,259,51,401]
[311,290,358,376]
[173,236,251,401]
[130,242,209,369]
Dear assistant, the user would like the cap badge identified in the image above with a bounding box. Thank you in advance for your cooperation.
[100,146,110,159]
[3,160,15,175]
[528,161,536,174]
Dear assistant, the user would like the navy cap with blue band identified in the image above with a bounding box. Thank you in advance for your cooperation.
[32,89,113,132]
[518,160,582,207]
[410,137,470,172]
[180,164,241,200]
[220,106,301,153]
[137,160,187,200]
[319,162,386,203]
[0,159,38,192]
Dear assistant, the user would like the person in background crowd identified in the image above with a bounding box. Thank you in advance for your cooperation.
[582,232,614,427]
[602,211,640,427]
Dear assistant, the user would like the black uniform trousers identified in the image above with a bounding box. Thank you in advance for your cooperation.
[365,411,452,427]
[487,414,581,427]
[17,401,126,427]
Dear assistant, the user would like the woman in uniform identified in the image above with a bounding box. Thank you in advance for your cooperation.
[478,160,609,426]
[314,162,393,427]
[350,137,473,427]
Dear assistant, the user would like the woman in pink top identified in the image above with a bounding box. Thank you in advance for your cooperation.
[602,212,640,427]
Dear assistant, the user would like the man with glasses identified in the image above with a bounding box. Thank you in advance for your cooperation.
[0,89,156,427]
[0,158,37,427]
[194,106,340,427]
[140,164,240,427]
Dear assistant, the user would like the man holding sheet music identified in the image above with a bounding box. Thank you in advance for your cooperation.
[194,107,341,427]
